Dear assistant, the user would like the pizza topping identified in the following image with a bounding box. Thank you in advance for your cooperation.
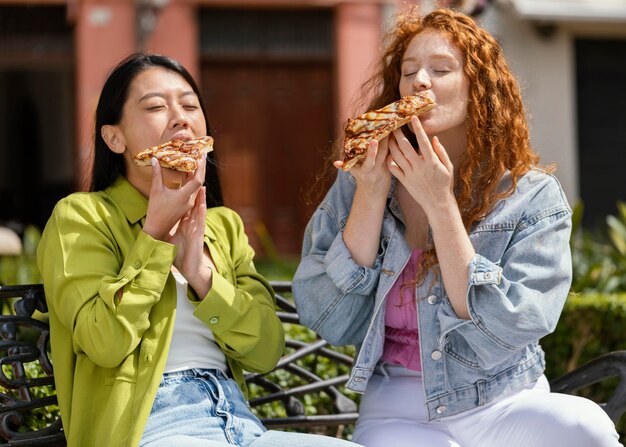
[341,94,436,171]
[134,136,214,172]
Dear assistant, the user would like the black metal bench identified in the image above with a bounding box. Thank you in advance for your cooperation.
[0,282,624,446]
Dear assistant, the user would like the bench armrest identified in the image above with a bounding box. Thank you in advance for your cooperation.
[550,351,626,424]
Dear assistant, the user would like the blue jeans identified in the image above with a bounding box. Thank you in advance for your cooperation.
[140,368,360,447]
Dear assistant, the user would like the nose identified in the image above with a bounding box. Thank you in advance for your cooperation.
[413,68,431,91]
[171,106,189,128]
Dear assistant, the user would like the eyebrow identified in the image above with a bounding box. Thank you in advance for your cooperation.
[138,91,197,102]
[402,54,457,64]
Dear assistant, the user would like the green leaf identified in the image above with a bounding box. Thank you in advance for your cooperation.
[607,215,626,257]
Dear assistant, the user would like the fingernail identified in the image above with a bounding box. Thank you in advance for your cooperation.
[151,157,157,166]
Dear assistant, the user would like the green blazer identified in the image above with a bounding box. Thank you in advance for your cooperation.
[37,176,284,447]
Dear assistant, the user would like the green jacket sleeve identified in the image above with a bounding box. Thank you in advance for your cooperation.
[193,209,285,373]
[37,195,176,369]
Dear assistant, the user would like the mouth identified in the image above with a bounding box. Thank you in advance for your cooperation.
[169,132,193,142]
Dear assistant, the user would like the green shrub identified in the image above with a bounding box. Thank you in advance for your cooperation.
[542,293,626,441]
[0,361,59,437]
[248,324,358,439]
[571,202,626,294]
[246,284,359,440]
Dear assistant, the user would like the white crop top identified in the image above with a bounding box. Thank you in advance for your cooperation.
[164,272,228,373]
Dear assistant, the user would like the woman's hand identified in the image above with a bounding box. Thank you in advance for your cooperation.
[169,186,216,298]
[335,139,392,199]
[389,116,474,319]
[387,116,455,216]
[143,157,206,241]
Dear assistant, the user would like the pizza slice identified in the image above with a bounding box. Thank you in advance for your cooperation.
[134,136,214,172]
[341,93,436,171]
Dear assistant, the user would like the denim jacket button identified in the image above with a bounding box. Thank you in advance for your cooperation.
[436,405,447,414]
[431,350,442,360]
[484,272,491,279]
[427,295,438,304]
[354,377,365,383]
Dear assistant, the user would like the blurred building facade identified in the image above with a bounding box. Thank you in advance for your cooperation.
[0,0,624,256]
[481,0,626,228]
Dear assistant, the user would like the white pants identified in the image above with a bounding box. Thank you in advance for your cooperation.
[353,364,622,447]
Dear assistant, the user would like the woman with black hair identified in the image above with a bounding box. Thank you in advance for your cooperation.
[37,53,358,447]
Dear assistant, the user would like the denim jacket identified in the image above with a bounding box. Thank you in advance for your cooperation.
[293,168,572,421]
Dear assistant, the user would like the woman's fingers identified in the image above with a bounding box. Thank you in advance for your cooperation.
[391,129,421,165]
[410,116,435,162]
[375,137,390,164]
[185,187,205,235]
[194,187,207,232]
[144,157,206,241]
[432,136,453,171]
[182,158,206,190]
[344,139,382,172]
[387,132,413,174]
[179,159,206,208]
[150,157,164,193]
[364,139,379,168]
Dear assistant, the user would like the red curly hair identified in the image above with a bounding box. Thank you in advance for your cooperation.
[356,8,549,281]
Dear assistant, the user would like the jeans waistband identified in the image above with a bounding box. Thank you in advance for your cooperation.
[161,368,227,383]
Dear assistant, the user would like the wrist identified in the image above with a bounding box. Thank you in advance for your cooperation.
[186,268,213,300]
[142,223,168,241]
[355,182,389,203]
[423,192,458,223]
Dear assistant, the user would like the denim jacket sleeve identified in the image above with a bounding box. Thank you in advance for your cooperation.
[437,172,573,369]
[293,171,382,346]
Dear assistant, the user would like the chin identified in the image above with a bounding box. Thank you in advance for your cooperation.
[417,119,438,136]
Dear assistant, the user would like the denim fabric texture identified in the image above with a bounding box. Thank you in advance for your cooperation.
[293,169,573,421]
[140,368,359,447]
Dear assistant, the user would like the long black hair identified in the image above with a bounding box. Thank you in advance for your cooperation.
[91,53,223,207]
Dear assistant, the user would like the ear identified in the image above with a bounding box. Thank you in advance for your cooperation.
[101,125,127,154]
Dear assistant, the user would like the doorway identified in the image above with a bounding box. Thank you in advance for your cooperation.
[0,5,75,232]
[200,8,335,257]
[576,38,626,227]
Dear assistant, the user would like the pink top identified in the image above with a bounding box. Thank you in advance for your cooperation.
[381,248,423,372]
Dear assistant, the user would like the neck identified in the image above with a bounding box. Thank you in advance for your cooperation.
[433,129,467,176]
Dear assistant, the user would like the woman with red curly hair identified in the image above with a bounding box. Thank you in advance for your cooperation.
[293,8,621,447]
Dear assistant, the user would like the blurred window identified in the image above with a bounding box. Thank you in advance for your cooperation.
[0,5,73,60]
[200,9,333,60]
